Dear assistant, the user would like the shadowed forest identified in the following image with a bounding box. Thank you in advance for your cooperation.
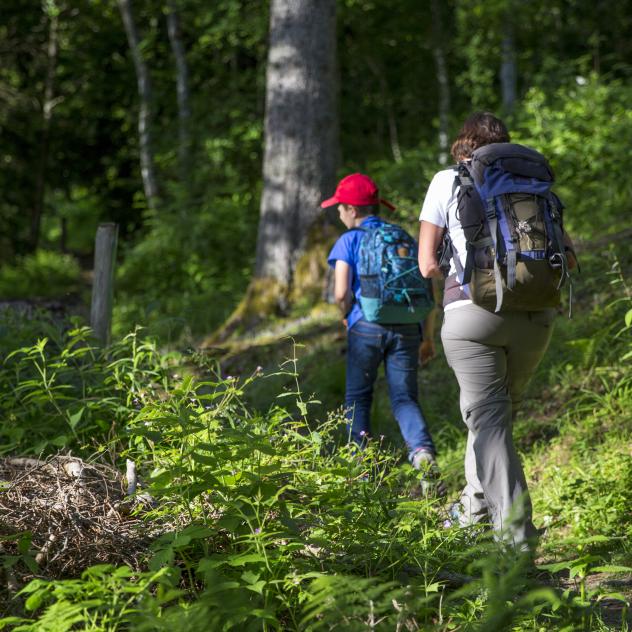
[0,0,631,630]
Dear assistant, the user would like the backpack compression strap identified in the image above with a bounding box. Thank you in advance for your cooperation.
[484,196,506,312]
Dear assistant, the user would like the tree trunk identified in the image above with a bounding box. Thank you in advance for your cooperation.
[255,0,339,289]
[166,0,191,182]
[430,0,451,166]
[500,7,517,116]
[118,0,159,210]
[211,0,339,343]
[30,4,59,250]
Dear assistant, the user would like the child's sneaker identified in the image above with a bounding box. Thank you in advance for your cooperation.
[411,448,447,498]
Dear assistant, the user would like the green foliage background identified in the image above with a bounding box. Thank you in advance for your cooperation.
[1,0,630,339]
[1,0,631,629]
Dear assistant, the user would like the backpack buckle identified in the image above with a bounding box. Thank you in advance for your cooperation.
[549,252,563,269]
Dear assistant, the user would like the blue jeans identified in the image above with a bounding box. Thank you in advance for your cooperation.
[345,319,435,459]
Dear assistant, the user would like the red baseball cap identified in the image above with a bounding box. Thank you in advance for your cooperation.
[320,173,396,210]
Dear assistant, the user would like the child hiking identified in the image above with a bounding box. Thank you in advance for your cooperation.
[322,173,443,492]
[418,112,578,547]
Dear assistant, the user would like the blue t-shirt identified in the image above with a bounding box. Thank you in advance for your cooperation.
[327,216,384,330]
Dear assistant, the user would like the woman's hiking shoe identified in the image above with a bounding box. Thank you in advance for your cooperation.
[411,449,447,498]
[443,502,467,528]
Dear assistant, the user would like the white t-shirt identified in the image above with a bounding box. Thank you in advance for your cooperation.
[419,168,471,310]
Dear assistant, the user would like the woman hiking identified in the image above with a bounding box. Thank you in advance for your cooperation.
[418,112,577,547]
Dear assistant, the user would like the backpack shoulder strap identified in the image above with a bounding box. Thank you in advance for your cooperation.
[451,162,474,195]
[452,161,485,286]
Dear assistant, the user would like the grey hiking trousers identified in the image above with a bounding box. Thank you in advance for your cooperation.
[441,304,556,545]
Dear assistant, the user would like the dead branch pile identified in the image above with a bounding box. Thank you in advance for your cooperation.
[0,455,154,586]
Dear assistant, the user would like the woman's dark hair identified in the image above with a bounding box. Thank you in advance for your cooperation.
[450,112,510,162]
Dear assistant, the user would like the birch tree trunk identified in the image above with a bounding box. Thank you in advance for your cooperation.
[254,0,338,288]
[430,0,451,166]
[166,0,191,182]
[118,0,159,210]
[31,3,59,250]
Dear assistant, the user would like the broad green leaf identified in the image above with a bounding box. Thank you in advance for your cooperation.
[179,525,216,540]
[241,570,260,584]
[596,591,630,603]
[245,580,267,594]
[191,452,217,466]
[227,553,266,566]
[67,407,85,429]
[17,579,48,595]
[0,617,29,629]
[197,557,228,572]
[24,589,48,611]
[277,391,300,398]
[537,560,575,573]
[23,556,39,574]
[590,565,632,574]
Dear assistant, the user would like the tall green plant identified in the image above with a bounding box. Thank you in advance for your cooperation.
[0,325,173,455]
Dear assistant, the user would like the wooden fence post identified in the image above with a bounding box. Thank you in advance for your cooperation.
[90,223,118,345]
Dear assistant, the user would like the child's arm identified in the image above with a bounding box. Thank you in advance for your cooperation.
[419,278,442,365]
[419,311,436,365]
[334,260,353,319]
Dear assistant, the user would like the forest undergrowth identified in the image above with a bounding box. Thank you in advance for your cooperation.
[0,246,630,631]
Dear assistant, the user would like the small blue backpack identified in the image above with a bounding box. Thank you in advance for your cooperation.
[357,222,434,324]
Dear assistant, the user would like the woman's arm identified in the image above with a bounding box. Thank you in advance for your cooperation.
[418,220,445,279]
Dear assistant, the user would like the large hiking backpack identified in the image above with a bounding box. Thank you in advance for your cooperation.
[357,222,434,324]
[447,142,571,312]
